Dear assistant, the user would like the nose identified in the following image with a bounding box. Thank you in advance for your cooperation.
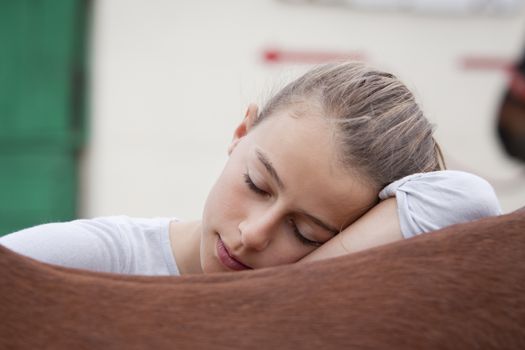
[238,210,280,251]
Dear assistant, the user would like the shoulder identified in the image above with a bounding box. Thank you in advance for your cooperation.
[0,216,174,274]
[380,170,501,215]
[379,170,502,237]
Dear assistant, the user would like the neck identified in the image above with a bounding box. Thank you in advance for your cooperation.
[169,220,203,275]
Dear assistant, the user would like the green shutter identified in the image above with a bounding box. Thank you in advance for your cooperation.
[0,0,90,235]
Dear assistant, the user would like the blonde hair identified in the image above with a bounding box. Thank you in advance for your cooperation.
[256,61,445,189]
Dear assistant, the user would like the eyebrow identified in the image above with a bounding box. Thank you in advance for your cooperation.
[255,149,339,235]
[255,149,285,190]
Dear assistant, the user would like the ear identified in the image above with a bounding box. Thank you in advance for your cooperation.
[228,103,259,155]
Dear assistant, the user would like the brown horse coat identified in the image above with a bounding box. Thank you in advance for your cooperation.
[1,210,524,349]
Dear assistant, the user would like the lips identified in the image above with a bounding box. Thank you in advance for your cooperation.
[216,236,252,271]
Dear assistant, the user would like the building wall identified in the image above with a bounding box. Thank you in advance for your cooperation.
[82,0,525,220]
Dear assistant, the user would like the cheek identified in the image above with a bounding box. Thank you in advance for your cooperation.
[204,162,246,223]
[262,243,314,267]
[262,228,318,266]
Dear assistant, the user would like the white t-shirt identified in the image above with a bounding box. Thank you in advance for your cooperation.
[0,171,502,276]
[0,216,180,276]
[380,170,502,238]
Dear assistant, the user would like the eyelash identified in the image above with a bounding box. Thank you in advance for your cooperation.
[288,218,322,247]
[243,173,268,196]
[243,172,321,247]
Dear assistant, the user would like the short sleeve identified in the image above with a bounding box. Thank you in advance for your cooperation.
[379,171,502,239]
[0,217,131,273]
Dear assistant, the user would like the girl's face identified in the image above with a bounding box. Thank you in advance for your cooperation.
[200,107,378,273]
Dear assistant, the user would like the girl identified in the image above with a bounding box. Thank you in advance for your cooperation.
[0,61,501,275]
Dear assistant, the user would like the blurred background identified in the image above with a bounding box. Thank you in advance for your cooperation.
[1,0,525,235]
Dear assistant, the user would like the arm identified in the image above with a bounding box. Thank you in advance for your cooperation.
[300,170,502,263]
[300,198,401,262]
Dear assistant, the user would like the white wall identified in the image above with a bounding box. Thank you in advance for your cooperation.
[81,0,525,220]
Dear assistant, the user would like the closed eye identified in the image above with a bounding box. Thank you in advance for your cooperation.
[244,173,268,196]
[288,218,322,247]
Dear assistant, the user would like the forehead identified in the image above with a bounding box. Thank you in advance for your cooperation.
[247,113,378,227]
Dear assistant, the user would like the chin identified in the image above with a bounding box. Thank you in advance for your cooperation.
[200,242,227,275]
[201,261,229,274]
